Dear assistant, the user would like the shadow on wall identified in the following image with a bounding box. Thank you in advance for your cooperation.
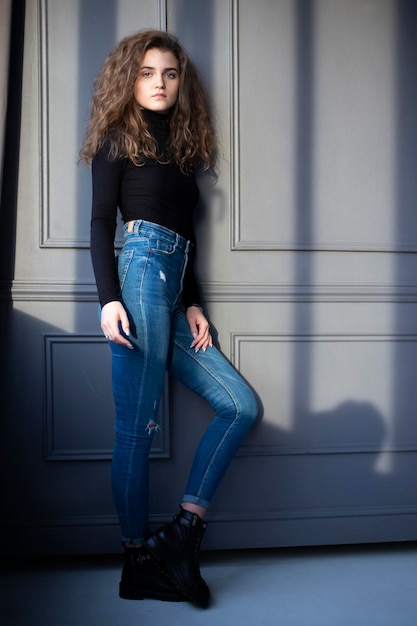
[394,1,417,475]
[170,363,406,550]
[0,0,26,388]
[3,0,416,557]
[0,307,119,556]
[0,306,399,555]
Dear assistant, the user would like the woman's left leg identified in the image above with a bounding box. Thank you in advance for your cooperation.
[168,308,259,507]
[145,307,258,608]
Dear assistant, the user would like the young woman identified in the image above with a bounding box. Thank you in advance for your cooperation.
[80,29,258,609]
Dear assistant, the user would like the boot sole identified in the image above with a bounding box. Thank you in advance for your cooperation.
[119,581,185,602]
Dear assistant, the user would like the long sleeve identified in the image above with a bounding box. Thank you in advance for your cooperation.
[182,243,202,309]
[90,145,123,307]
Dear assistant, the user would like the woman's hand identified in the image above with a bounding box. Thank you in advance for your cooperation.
[101,301,133,349]
[186,305,212,353]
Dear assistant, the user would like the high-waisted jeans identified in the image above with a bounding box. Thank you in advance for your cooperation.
[109,219,258,544]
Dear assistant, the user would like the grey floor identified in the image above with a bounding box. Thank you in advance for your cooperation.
[1,542,417,626]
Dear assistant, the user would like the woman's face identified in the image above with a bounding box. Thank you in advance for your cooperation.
[134,48,180,113]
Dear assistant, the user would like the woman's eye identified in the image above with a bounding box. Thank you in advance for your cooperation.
[166,72,177,79]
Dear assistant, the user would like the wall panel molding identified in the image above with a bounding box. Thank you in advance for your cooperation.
[232,331,417,457]
[9,278,417,303]
[157,0,167,31]
[229,0,417,253]
[3,502,416,531]
[207,503,417,523]
[43,334,170,461]
[37,0,167,249]
[3,501,417,555]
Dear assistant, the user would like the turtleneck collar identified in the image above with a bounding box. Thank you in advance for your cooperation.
[142,108,171,133]
[142,108,171,158]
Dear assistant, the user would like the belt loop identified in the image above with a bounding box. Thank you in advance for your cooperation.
[134,219,143,235]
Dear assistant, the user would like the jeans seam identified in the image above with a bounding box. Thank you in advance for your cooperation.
[172,340,243,500]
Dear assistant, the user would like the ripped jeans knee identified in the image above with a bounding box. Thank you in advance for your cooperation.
[145,420,160,436]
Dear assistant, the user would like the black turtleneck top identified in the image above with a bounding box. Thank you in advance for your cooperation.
[90,109,201,308]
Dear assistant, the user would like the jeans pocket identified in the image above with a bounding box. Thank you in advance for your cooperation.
[117,248,135,290]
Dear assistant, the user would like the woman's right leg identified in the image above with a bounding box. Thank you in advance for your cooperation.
[110,223,192,602]
[110,289,185,601]
[110,239,174,546]
[110,334,167,546]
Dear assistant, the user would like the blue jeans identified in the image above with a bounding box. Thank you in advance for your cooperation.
[109,220,258,544]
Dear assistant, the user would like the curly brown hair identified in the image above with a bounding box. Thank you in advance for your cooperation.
[79,29,215,172]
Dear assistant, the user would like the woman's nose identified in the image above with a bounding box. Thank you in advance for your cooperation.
[155,74,165,88]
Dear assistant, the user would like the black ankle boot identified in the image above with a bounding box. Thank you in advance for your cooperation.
[119,545,186,602]
[145,508,210,608]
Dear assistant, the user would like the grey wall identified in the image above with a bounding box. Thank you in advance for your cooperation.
[1,0,417,556]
